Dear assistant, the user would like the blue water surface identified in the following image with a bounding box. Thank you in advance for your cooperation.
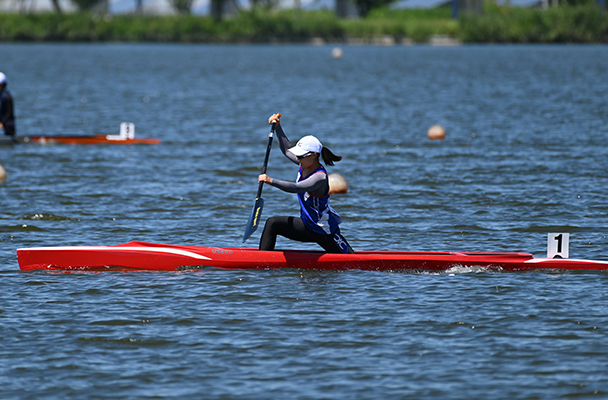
[1,43,608,399]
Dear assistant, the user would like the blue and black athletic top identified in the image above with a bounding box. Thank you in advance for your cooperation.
[296,165,342,235]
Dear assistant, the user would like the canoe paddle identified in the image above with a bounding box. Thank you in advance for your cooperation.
[242,119,278,243]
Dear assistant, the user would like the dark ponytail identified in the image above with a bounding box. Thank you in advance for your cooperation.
[321,147,342,166]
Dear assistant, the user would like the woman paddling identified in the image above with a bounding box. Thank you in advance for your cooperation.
[258,113,354,254]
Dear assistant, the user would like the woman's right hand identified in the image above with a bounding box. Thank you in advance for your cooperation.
[268,113,281,125]
[259,174,272,184]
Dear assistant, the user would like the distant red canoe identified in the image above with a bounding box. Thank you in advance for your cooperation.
[16,134,160,145]
[16,241,608,272]
[0,122,160,145]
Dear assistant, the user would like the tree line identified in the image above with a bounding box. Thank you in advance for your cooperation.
[14,0,606,20]
[30,0,395,18]
[2,0,606,43]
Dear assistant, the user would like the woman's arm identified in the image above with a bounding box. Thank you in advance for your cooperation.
[260,172,327,195]
[269,113,299,165]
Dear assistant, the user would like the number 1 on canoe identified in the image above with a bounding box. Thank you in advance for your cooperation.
[242,121,277,243]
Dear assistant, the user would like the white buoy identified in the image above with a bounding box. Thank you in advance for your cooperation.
[332,47,343,59]
[328,173,348,194]
[428,124,446,140]
[0,163,6,182]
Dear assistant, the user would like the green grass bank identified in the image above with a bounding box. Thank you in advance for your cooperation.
[0,5,607,43]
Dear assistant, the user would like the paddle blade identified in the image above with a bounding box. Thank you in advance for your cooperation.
[242,197,264,243]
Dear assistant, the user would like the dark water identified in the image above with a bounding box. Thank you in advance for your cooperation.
[1,43,608,399]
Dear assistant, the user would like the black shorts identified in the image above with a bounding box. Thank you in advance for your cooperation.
[259,216,353,254]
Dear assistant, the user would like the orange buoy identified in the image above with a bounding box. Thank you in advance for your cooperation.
[428,124,446,140]
[328,173,348,194]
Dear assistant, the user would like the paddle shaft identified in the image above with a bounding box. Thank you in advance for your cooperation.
[242,122,276,242]
[256,123,275,198]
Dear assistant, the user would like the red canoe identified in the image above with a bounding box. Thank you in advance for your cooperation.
[16,134,160,145]
[16,241,608,272]
[2,123,160,145]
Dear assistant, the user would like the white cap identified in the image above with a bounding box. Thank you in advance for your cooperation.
[288,135,323,157]
[0,72,6,85]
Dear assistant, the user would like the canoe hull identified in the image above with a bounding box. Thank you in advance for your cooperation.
[16,241,608,272]
[2,135,160,145]
[21,134,160,145]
